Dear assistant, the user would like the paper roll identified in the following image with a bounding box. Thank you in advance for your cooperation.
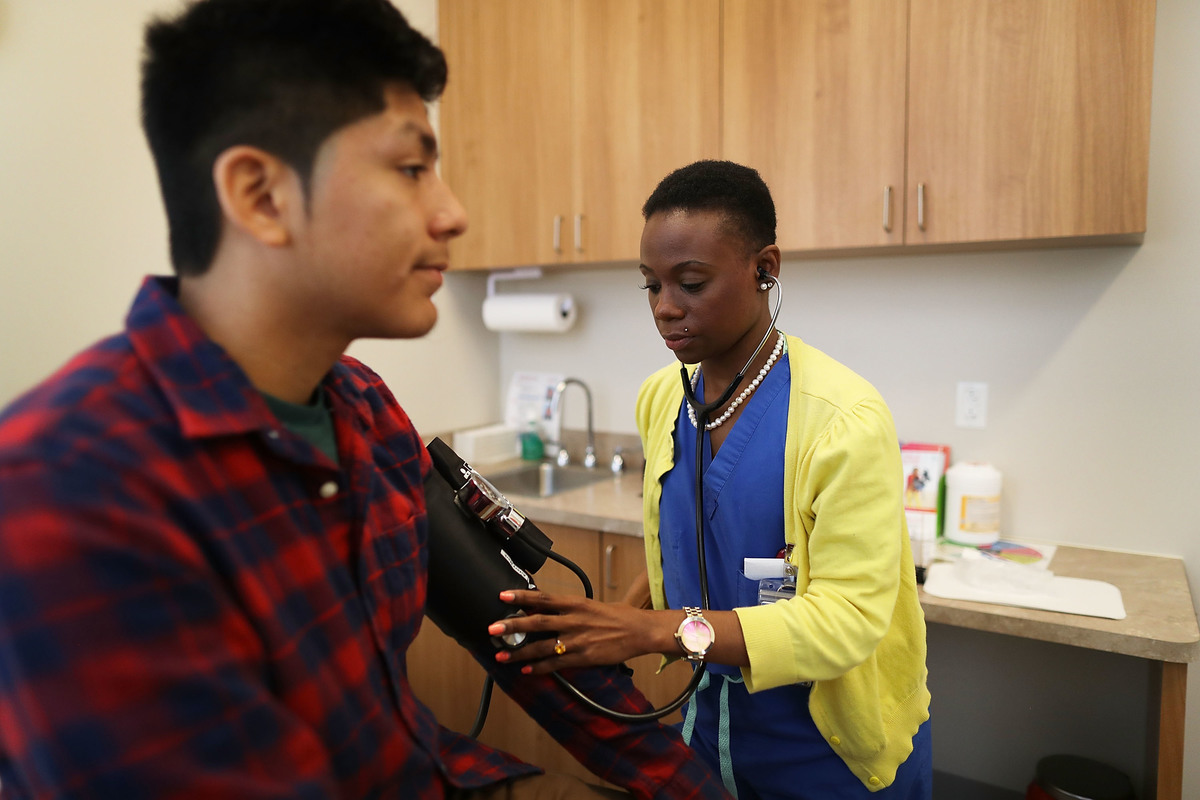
[482,293,577,333]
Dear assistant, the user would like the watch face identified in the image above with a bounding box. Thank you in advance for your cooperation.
[679,619,713,652]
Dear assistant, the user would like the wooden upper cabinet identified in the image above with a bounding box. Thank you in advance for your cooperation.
[438,0,720,270]
[440,0,1155,266]
[722,0,909,252]
[906,0,1156,245]
[573,0,722,263]
[438,0,574,269]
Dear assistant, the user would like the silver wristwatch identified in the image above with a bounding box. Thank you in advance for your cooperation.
[675,606,716,662]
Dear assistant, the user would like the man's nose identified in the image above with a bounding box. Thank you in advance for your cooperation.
[431,179,468,240]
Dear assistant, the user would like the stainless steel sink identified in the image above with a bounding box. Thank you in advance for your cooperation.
[485,461,611,498]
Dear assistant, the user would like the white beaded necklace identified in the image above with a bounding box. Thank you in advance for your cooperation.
[687,331,786,431]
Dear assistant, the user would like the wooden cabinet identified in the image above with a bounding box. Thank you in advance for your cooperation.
[722,0,909,251]
[723,0,1156,253]
[905,0,1155,245]
[407,523,691,783]
[598,531,692,720]
[438,0,721,270]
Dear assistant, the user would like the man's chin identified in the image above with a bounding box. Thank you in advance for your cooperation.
[393,306,438,340]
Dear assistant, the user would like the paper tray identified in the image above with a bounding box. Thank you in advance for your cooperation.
[923,562,1126,620]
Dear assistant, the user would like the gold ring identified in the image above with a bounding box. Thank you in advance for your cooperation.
[554,638,567,656]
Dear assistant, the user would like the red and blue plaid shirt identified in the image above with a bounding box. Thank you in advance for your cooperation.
[0,277,727,799]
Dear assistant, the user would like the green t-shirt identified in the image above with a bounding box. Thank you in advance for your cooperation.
[262,390,338,464]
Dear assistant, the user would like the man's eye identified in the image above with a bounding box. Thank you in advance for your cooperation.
[398,165,427,179]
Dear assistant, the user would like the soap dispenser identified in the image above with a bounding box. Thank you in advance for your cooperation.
[520,417,544,462]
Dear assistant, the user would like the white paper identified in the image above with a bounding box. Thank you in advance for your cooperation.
[923,561,1126,620]
[504,371,565,443]
[743,558,790,580]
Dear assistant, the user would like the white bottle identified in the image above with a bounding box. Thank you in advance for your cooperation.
[943,462,1003,546]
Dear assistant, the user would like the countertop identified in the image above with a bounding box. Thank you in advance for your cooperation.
[488,459,1200,665]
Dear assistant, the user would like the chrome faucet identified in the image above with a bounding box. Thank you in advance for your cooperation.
[548,378,597,468]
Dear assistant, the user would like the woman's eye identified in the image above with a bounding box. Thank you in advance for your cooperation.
[638,282,661,294]
[398,165,427,179]
[681,282,704,293]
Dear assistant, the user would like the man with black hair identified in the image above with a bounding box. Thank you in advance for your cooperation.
[0,2,730,798]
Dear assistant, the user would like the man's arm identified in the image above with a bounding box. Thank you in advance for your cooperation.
[0,460,341,799]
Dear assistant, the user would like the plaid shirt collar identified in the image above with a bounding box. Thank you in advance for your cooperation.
[126,276,368,445]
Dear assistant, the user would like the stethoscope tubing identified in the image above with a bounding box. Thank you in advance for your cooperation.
[553,274,784,722]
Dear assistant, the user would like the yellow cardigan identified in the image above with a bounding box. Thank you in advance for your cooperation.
[636,334,930,791]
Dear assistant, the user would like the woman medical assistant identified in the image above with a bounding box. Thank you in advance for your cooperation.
[491,160,931,797]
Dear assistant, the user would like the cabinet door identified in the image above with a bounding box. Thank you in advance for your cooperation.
[722,0,908,251]
[438,0,574,269]
[906,0,1156,244]
[600,533,692,725]
[573,0,721,263]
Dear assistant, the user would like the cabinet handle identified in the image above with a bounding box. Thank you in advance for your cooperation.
[917,183,926,231]
[882,186,893,233]
[574,214,583,253]
[553,215,563,253]
[604,543,617,591]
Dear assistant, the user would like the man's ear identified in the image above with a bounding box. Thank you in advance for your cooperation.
[211,146,301,247]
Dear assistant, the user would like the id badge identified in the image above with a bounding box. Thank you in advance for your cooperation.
[757,576,796,605]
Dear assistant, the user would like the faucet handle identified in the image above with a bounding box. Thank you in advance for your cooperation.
[610,447,625,474]
[556,448,571,467]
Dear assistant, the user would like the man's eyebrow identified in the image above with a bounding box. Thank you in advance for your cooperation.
[398,121,439,159]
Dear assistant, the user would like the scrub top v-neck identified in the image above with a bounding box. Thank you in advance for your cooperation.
[660,358,789,636]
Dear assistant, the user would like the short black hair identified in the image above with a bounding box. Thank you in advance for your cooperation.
[642,160,776,254]
[141,0,447,276]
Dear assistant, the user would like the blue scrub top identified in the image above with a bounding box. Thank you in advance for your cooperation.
[660,361,789,642]
[658,358,932,799]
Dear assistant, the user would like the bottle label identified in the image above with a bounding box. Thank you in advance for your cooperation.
[959,494,1001,532]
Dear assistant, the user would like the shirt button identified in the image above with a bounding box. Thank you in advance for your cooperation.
[869,777,881,786]
[319,481,339,499]
[829,736,841,746]
[267,430,281,440]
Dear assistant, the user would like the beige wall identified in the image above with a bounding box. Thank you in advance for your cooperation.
[0,0,498,435]
[2,0,1198,794]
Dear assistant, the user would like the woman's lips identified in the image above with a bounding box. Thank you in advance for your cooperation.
[663,335,693,352]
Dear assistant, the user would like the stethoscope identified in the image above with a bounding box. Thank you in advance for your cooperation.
[456,269,786,727]
[678,267,784,623]
[553,267,785,722]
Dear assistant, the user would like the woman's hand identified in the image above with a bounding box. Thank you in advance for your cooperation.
[488,589,665,675]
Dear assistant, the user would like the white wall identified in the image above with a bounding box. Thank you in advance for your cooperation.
[2,0,1198,794]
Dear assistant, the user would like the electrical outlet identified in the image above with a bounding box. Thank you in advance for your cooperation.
[955,382,988,429]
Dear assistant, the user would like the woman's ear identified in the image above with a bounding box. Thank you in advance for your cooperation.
[211,145,300,248]
[755,244,782,289]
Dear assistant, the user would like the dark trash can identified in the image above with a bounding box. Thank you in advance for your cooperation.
[1026,754,1135,800]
